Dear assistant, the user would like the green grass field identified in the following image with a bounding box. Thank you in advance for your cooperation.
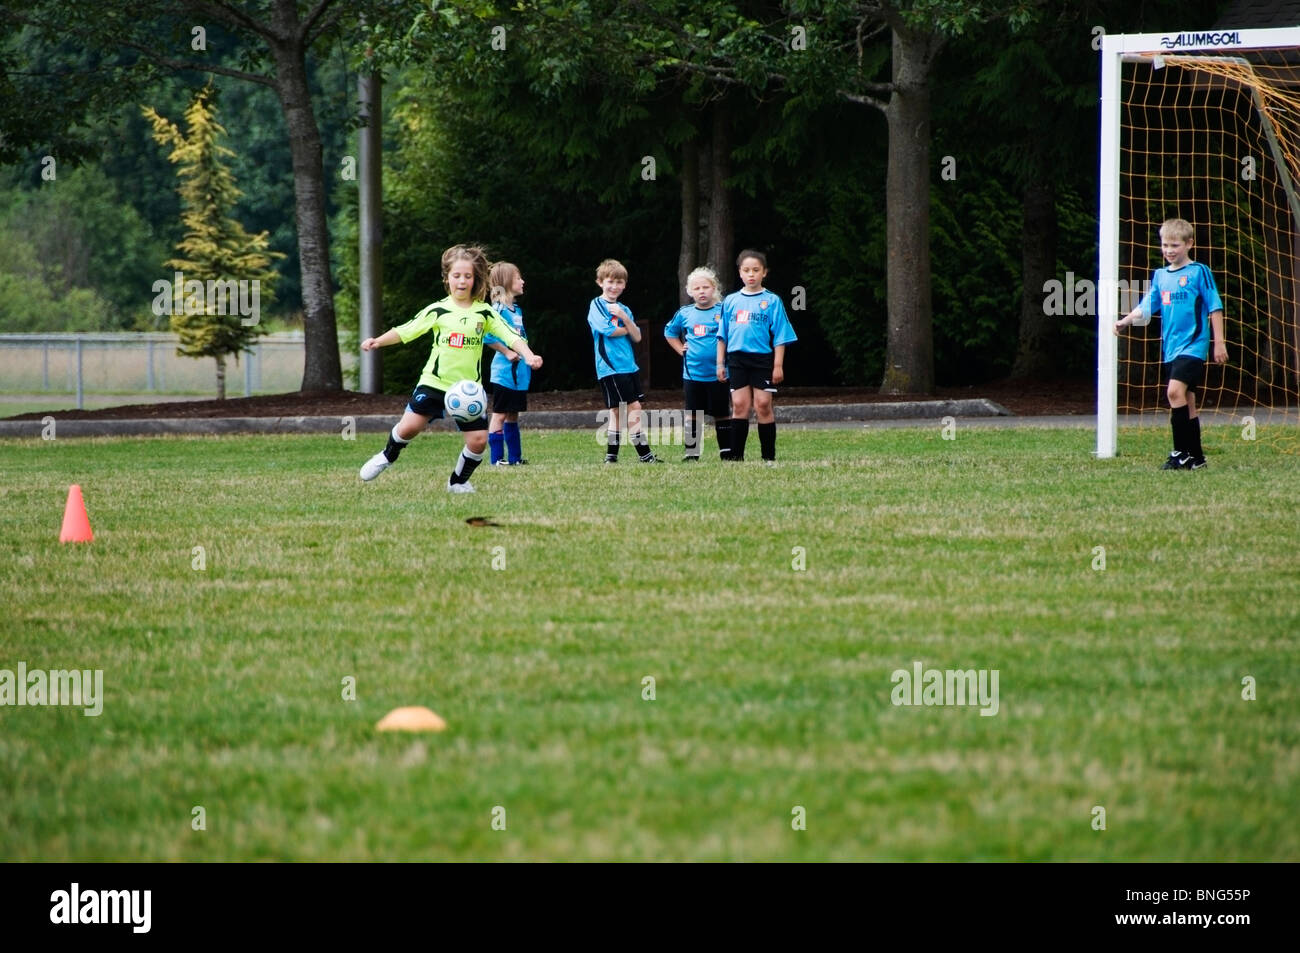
[1,426,1297,861]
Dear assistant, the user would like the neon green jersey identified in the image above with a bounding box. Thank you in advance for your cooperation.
[393,297,523,391]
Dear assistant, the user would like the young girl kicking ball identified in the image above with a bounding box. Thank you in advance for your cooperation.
[358,244,542,493]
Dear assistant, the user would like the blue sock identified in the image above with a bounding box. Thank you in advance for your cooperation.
[488,430,505,464]
[504,422,522,463]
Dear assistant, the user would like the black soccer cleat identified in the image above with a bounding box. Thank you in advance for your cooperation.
[1160,451,1189,470]
[1187,455,1208,470]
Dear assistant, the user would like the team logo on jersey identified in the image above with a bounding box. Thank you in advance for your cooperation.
[692,324,707,336]
[760,300,769,310]
[1178,276,1188,287]
[1161,291,1173,305]
[736,310,751,324]
[475,321,484,335]
[448,332,466,348]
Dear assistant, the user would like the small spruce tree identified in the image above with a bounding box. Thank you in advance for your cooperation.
[144,81,281,399]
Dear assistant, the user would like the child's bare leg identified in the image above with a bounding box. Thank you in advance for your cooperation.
[395,410,429,441]
[729,387,753,460]
[489,412,506,433]
[753,390,774,424]
[1167,379,1189,409]
[731,387,753,420]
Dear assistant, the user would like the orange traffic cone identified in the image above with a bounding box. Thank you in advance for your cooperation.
[59,485,93,543]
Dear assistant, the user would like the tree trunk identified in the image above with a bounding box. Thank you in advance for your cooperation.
[270,22,342,393]
[881,24,939,395]
[215,354,226,401]
[677,138,699,304]
[706,101,734,279]
[1011,179,1058,379]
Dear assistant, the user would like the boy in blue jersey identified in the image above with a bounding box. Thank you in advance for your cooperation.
[485,261,531,465]
[1115,218,1228,469]
[589,258,662,463]
[716,250,797,463]
[665,266,733,461]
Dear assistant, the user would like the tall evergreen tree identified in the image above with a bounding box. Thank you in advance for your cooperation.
[145,81,281,399]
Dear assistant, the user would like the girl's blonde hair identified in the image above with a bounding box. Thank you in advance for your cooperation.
[440,244,491,301]
[489,261,521,307]
[685,266,722,305]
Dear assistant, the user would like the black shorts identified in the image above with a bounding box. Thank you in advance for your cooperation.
[406,384,489,431]
[726,351,776,392]
[491,384,528,414]
[598,371,645,408]
[1165,356,1205,389]
[683,379,732,419]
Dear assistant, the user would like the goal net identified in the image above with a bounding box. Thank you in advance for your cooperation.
[1098,29,1300,457]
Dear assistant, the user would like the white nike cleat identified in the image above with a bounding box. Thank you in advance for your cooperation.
[447,480,476,494]
[360,452,392,481]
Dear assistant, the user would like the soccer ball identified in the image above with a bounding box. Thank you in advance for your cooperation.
[444,380,486,422]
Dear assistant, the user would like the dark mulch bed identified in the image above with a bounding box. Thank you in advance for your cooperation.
[3,379,1095,421]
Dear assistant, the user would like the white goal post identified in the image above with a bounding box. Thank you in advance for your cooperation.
[1097,26,1300,458]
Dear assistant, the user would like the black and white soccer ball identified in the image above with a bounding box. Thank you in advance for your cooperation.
[444,380,487,422]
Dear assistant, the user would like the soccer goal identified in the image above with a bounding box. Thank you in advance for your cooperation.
[1098,27,1300,458]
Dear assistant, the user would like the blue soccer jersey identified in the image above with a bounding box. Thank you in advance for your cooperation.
[718,289,797,354]
[664,303,724,382]
[485,302,531,391]
[1140,261,1224,363]
[588,297,639,379]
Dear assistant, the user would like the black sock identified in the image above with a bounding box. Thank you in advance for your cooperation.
[1190,415,1204,460]
[1171,405,1190,456]
[449,447,484,485]
[632,431,653,459]
[383,426,410,462]
[714,418,733,460]
[607,429,620,459]
[684,410,700,456]
[758,421,776,461]
[731,418,749,460]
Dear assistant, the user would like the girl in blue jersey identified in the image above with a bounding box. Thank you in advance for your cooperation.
[716,250,798,463]
[485,261,531,465]
[665,266,733,460]
[1115,218,1228,469]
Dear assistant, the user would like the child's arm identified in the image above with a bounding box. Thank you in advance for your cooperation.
[362,329,402,350]
[716,338,727,382]
[510,338,542,370]
[772,344,786,385]
[1210,309,1228,363]
[487,341,519,361]
[666,334,686,358]
[610,305,640,342]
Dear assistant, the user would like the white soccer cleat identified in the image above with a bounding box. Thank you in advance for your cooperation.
[360,452,392,481]
[447,480,476,494]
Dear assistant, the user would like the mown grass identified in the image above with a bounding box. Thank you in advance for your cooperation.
[0,424,1297,860]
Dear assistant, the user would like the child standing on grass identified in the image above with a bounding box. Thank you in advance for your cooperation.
[589,258,662,463]
[716,249,797,464]
[1114,217,1228,470]
[358,244,542,493]
[485,261,531,466]
[665,266,733,461]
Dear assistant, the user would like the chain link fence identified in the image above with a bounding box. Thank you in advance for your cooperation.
[0,333,357,409]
